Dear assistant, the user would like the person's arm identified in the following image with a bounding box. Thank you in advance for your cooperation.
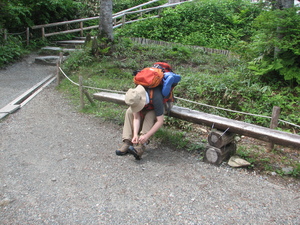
[132,112,141,144]
[138,115,164,144]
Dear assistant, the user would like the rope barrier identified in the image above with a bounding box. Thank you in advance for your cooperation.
[176,97,272,119]
[58,67,300,129]
[59,67,126,94]
[176,97,300,129]
[6,30,27,35]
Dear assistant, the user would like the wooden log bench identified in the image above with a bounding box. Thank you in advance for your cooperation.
[93,92,300,164]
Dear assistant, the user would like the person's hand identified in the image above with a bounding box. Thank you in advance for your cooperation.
[132,135,139,144]
[138,134,148,145]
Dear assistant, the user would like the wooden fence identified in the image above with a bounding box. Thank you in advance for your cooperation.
[1,28,30,45]
[30,0,193,40]
[130,37,232,56]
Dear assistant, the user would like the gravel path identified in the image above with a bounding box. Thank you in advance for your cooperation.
[0,53,55,109]
[0,55,299,224]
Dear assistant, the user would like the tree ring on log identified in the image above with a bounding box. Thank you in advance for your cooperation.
[205,147,219,164]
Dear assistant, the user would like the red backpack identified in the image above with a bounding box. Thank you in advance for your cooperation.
[133,67,164,88]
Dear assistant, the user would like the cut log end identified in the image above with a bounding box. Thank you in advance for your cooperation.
[208,130,236,148]
[203,143,237,165]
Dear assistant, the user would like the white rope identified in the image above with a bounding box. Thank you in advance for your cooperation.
[59,67,125,94]
[59,67,300,129]
[176,97,272,119]
[7,30,27,35]
[176,97,300,129]
[59,67,79,86]
[278,119,300,129]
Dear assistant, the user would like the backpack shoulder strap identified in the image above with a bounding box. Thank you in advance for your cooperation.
[144,89,154,110]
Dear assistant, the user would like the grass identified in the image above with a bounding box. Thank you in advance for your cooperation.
[57,37,299,180]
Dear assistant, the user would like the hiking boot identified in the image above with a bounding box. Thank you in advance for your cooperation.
[116,140,132,156]
[128,143,145,160]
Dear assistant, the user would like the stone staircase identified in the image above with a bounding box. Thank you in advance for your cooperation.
[34,38,85,66]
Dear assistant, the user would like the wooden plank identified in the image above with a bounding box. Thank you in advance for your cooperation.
[10,75,54,106]
[0,112,9,120]
[93,92,300,148]
[93,92,126,106]
[0,104,20,114]
[32,17,99,29]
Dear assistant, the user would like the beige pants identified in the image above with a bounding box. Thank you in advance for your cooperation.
[122,107,156,141]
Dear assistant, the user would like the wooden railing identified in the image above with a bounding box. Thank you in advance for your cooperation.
[31,0,192,40]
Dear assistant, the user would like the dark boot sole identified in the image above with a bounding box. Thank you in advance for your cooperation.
[128,146,141,160]
[115,150,128,156]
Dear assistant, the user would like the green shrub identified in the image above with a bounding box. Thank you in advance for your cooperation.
[247,7,300,85]
[0,35,28,68]
[117,0,263,50]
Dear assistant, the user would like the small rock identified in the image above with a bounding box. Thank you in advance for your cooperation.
[0,198,15,206]
[282,167,294,175]
[228,156,251,168]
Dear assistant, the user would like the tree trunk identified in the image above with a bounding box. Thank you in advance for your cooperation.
[274,0,294,57]
[99,0,113,42]
[275,0,294,9]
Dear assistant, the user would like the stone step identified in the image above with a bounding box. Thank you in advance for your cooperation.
[75,37,86,40]
[56,40,85,48]
[40,46,78,56]
[35,55,67,66]
[74,36,95,40]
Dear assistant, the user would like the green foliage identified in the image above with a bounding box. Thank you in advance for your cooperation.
[246,7,300,85]
[62,48,94,72]
[0,0,84,32]
[74,0,99,17]
[84,34,115,57]
[0,0,31,29]
[0,35,28,68]
[117,0,262,50]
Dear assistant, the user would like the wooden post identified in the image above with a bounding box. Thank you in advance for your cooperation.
[80,22,83,37]
[83,90,96,106]
[4,29,7,41]
[26,27,30,45]
[122,15,126,26]
[56,61,60,86]
[79,76,85,109]
[267,106,281,152]
[203,143,237,165]
[56,52,63,86]
[140,7,143,17]
[41,27,45,40]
